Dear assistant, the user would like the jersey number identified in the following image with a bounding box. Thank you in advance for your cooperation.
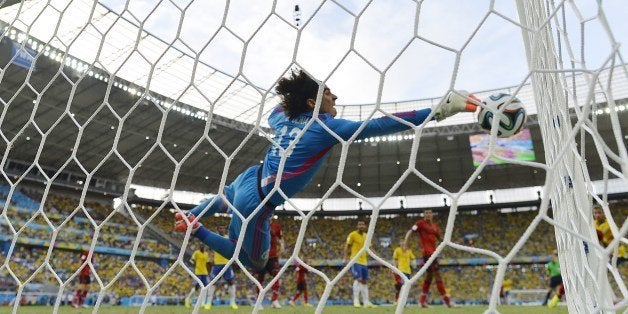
[270,126,302,157]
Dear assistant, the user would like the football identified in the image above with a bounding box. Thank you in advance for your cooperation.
[477,93,526,138]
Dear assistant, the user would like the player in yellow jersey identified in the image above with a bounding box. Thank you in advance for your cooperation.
[185,246,210,308]
[392,240,415,304]
[344,220,376,308]
[594,205,627,260]
[206,226,238,310]
[500,278,513,305]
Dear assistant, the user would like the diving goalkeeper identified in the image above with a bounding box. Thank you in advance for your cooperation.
[175,70,478,270]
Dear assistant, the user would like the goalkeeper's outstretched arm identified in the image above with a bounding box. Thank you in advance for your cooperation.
[325,109,432,143]
[322,90,478,143]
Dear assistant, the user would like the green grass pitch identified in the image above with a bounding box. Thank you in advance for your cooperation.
[2,305,570,313]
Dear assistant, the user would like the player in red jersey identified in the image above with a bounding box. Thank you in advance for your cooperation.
[255,216,285,308]
[72,250,92,308]
[403,209,453,308]
[289,259,312,307]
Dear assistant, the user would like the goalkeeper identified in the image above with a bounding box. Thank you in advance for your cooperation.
[175,70,478,270]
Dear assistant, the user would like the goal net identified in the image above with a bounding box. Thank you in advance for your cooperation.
[0,0,626,314]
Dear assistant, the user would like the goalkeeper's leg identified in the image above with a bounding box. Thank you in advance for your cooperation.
[187,181,237,219]
[193,214,271,270]
[225,201,273,270]
[177,166,273,270]
[183,214,271,270]
[187,196,228,218]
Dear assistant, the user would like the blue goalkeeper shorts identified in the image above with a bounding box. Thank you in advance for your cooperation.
[225,165,275,267]
[190,165,275,270]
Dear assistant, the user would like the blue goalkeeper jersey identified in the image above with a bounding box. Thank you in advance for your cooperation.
[190,105,433,270]
[260,106,432,204]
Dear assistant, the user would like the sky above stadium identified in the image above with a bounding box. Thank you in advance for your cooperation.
[97,0,628,105]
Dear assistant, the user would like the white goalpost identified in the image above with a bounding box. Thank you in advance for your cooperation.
[501,1,622,312]
[0,0,626,314]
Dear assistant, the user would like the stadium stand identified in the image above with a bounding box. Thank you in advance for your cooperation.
[2,184,626,306]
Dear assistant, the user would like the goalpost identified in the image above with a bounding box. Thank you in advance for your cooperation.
[0,1,626,314]
[507,1,620,313]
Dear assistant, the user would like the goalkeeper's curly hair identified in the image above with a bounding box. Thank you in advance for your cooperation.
[275,69,319,120]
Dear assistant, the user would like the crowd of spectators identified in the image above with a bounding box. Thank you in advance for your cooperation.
[2,186,626,304]
[1,189,171,255]
[2,245,185,298]
[5,243,625,304]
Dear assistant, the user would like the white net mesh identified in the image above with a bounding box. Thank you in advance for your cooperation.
[0,0,626,313]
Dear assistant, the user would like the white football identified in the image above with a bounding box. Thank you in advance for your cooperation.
[477,93,526,138]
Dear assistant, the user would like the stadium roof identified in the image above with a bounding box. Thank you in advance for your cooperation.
[0,0,280,126]
[1,41,625,199]
[1,0,627,127]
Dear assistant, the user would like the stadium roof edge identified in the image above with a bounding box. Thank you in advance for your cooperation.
[0,0,20,9]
